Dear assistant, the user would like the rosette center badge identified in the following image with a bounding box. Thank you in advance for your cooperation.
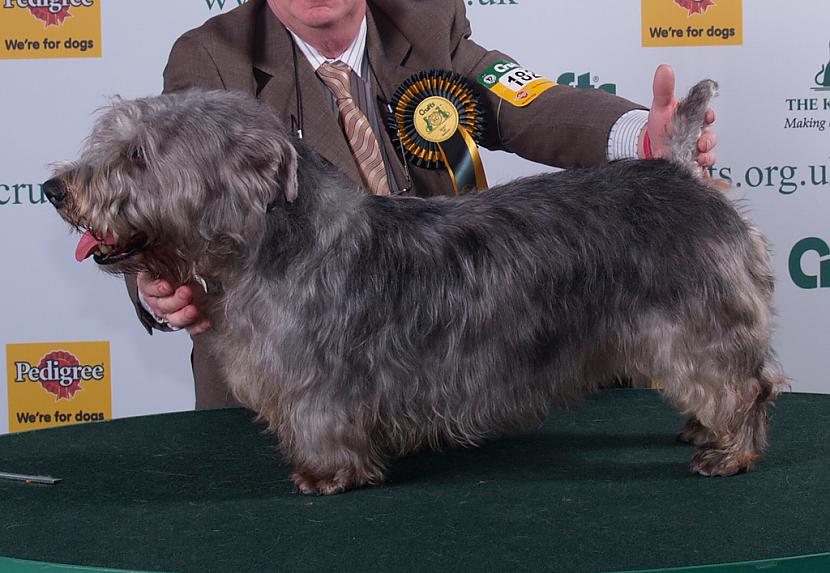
[414,96,460,143]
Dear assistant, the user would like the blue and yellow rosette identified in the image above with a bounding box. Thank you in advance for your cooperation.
[387,70,488,194]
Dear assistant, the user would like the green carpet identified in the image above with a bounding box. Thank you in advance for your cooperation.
[0,390,828,573]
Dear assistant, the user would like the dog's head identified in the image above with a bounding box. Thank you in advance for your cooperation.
[46,89,299,284]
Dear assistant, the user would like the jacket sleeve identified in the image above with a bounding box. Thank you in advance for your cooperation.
[447,0,645,168]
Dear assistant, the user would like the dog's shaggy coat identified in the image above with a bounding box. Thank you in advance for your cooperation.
[47,81,784,494]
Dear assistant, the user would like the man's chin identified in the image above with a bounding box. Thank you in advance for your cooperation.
[302,1,364,27]
[303,8,347,27]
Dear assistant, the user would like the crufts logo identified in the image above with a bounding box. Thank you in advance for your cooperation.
[2,0,93,27]
[557,72,616,95]
[789,237,830,289]
[674,0,716,16]
[14,350,104,400]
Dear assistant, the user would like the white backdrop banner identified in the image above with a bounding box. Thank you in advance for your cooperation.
[1,0,828,433]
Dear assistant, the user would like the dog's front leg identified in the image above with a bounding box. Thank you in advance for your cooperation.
[279,397,387,495]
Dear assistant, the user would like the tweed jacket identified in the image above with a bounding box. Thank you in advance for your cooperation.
[129,0,644,408]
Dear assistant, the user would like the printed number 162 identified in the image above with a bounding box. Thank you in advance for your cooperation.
[503,69,540,88]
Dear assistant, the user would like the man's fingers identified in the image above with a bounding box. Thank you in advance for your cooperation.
[705,108,716,126]
[153,285,195,316]
[651,64,676,110]
[137,272,174,299]
[136,272,209,329]
[186,318,212,337]
[698,130,717,153]
[696,151,717,169]
[165,302,203,329]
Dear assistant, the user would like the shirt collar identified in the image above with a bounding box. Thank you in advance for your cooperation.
[288,17,367,78]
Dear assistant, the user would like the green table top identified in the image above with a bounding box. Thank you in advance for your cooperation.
[0,389,828,573]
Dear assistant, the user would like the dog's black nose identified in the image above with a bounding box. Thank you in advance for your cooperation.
[43,177,67,208]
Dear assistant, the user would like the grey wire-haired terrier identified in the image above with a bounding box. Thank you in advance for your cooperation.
[46,80,784,495]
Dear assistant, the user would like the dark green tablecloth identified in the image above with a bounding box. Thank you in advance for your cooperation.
[0,389,828,573]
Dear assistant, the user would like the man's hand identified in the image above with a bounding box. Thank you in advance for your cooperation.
[642,64,717,171]
[137,272,211,336]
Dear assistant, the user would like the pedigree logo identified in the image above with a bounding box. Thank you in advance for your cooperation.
[674,0,716,16]
[1,0,101,59]
[642,0,742,47]
[6,341,112,432]
[203,0,519,11]
[467,0,519,6]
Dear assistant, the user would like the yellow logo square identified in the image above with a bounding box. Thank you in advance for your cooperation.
[0,0,102,59]
[642,0,743,47]
[6,341,112,432]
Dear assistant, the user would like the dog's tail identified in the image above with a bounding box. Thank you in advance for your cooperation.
[666,79,718,178]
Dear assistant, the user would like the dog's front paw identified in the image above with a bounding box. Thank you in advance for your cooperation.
[291,471,354,496]
[677,418,716,447]
[690,447,757,477]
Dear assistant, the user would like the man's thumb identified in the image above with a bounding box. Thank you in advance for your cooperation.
[652,64,676,110]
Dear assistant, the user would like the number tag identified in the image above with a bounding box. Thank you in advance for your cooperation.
[477,60,556,107]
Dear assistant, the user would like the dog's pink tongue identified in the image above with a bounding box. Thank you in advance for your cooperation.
[75,231,115,262]
[75,231,101,262]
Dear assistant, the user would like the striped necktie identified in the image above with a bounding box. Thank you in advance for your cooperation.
[316,60,391,196]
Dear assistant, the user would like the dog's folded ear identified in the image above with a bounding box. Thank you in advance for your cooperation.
[272,134,299,204]
[233,121,299,206]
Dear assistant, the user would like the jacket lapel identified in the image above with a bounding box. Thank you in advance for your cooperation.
[365,6,423,194]
[365,4,415,105]
[252,7,361,184]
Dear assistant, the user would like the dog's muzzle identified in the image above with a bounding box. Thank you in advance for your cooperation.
[43,177,67,209]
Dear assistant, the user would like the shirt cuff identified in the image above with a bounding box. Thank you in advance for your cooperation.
[607,109,649,161]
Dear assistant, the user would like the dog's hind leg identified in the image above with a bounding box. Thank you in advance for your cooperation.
[695,369,776,476]
[656,232,784,475]
[667,362,782,477]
